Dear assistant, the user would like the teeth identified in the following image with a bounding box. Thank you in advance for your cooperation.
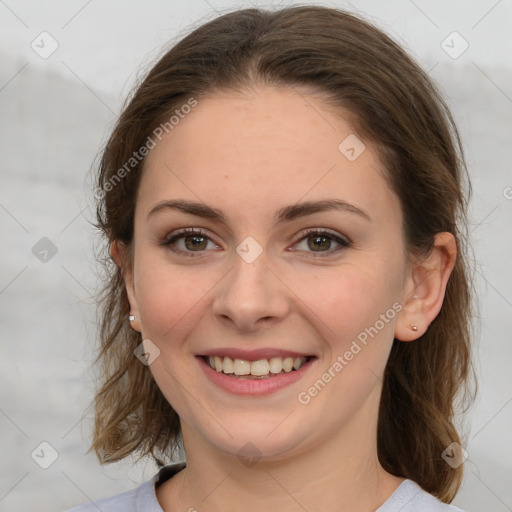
[223,356,234,374]
[233,358,251,375]
[269,357,282,374]
[205,355,308,376]
[250,359,270,376]
[282,357,293,372]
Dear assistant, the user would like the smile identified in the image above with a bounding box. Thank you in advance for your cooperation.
[203,355,310,378]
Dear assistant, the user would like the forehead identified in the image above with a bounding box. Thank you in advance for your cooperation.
[138,86,399,227]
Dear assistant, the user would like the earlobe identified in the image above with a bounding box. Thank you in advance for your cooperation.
[395,232,457,342]
[109,240,142,333]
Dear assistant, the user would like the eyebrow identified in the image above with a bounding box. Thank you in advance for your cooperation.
[147,198,371,225]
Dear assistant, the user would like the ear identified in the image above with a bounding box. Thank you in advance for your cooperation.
[395,232,457,342]
[110,240,142,333]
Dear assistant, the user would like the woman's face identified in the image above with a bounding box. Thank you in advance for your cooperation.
[125,86,411,460]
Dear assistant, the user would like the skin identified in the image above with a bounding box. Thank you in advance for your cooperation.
[111,85,457,512]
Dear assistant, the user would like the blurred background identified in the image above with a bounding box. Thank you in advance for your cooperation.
[0,1,511,510]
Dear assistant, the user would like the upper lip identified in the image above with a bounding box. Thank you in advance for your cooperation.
[197,348,315,361]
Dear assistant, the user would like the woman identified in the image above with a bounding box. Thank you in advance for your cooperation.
[67,5,476,511]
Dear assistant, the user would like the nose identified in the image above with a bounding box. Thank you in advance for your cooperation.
[211,247,290,333]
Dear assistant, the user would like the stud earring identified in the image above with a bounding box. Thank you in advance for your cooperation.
[128,314,136,322]
[408,324,418,331]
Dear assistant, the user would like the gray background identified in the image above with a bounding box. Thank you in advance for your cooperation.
[1,1,511,510]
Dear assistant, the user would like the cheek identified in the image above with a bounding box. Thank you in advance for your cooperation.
[292,261,399,345]
[303,266,399,404]
[133,250,212,345]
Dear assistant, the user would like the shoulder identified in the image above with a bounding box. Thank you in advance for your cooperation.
[377,479,466,512]
[63,462,186,512]
[64,484,143,512]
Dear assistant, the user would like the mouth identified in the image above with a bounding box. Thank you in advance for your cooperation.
[200,355,314,379]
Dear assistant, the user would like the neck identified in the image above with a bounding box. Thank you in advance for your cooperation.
[157,388,404,512]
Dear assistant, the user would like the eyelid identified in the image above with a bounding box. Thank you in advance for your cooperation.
[287,227,351,258]
[162,227,221,248]
[163,227,214,242]
[293,227,352,246]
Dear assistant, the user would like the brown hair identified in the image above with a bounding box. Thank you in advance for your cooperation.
[90,6,477,502]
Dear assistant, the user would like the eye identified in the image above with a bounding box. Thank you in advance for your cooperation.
[291,228,351,256]
[161,228,220,257]
[161,227,351,258]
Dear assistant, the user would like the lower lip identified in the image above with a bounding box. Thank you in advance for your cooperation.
[197,356,316,396]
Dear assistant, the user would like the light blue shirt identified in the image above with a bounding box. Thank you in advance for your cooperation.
[65,462,465,511]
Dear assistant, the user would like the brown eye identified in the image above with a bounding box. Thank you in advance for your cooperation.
[162,228,219,256]
[307,234,333,251]
[293,229,351,256]
[183,234,208,251]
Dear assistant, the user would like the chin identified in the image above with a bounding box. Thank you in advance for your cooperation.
[200,414,313,463]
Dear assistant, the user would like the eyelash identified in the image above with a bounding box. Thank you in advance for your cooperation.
[160,227,351,258]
